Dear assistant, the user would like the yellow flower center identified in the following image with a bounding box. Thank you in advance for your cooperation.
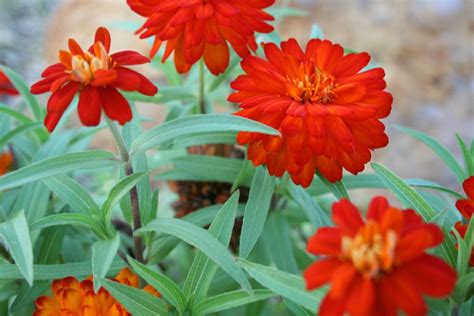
[341,221,398,278]
[70,42,111,85]
[287,64,336,103]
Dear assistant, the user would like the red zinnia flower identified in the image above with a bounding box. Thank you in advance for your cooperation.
[0,71,18,96]
[31,27,158,132]
[453,176,474,266]
[0,152,14,176]
[127,0,275,75]
[304,197,456,316]
[230,39,393,187]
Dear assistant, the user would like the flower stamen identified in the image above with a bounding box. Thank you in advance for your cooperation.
[287,63,337,103]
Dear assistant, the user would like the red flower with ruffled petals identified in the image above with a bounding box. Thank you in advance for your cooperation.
[304,197,456,316]
[453,176,474,266]
[127,0,275,75]
[31,27,158,132]
[230,39,393,187]
[0,71,18,96]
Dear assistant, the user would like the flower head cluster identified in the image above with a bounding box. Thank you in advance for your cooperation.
[34,268,160,316]
[454,176,474,266]
[127,0,275,75]
[31,27,158,132]
[0,71,18,96]
[0,152,14,176]
[304,197,456,316]
[231,39,393,187]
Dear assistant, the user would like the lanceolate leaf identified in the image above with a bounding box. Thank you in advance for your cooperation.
[0,122,44,148]
[317,173,350,200]
[0,151,121,191]
[29,213,107,239]
[193,290,276,316]
[287,183,331,228]
[92,233,121,292]
[184,191,240,305]
[240,168,276,259]
[0,211,34,285]
[100,279,168,315]
[456,134,474,176]
[128,257,186,314]
[238,259,324,312]
[138,218,251,292]
[396,126,466,184]
[130,114,279,155]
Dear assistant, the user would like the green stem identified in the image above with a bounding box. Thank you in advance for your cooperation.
[198,59,206,114]
[106,118,144,263]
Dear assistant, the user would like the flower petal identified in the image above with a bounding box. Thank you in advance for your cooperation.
[78,86,102,126]
[100,87,132,125]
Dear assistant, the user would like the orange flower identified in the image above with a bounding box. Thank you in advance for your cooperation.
[33,268,160,316]
[31,27,158,132]
[0,152,14,176]
[304,197,456,316]
[230,39,393,187]
[453,176,474,266]
[127,0,275,75]
[0,71,18,96]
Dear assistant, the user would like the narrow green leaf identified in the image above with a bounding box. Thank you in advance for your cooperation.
[100,279,168,315]
[43,175,100,215]
[267,7,309,18]
[0,66,42,120]
[0,211,33,285]
[193,289,276,316]
[0,151,121,191]
[396,126,466,184]
[371,162,457,266]
[128,257,186,314]
[0,122,43,148]
[30,213,104,236]
[240,168,276,259]
[131,114,279,155]
[0,104,33,124]
[184,191,240,305]
[456,134,474,176]
[317,173,350,200]
[167,131,238,149]
[452,229,469,276]
[101,172,147,220]
[208,56,240,92]
[238,259,323,312]
[406,178,464,199]
[287,183,331,228]
[92,233,121,292]
[123,87,195,104]
[138,218,251,292]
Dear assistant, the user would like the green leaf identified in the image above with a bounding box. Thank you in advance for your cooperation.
[123,87,195,104]
[0,211,33,286]
[452,229,469,276]
[100,279,168,315]
[101,172,147,220]
[0,122,44,148]
[43,175,100,215]
[166,131,238,149]
[287,183,331,228]
[0,104,33,124]
[238,259,323,312]
[184,191,240,306]
[371,163,457,266]
[30,213,106,238]
[317,173,350,200]
[0,66,42,120]
[128,257,186,314]
[405,178,464,199]
[456,134,474,176]
[0,260,125,281]
[267,7,309,18]
[309,24,324,39]
[138,218,251,293]
[92,233,121,292]
[0,151,121,191]
[208,56,240,93]
[240,168,276,259]
[131,114,279,155]
[193,289,276,316]
[396,126,466,184]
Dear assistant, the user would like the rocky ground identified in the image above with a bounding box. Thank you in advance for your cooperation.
[1,0,472,188]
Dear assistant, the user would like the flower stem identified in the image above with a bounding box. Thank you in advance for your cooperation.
[199,59,206,114]
[106,118,144,263]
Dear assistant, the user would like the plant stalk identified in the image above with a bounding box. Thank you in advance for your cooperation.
[106,118,144,263]
[199,59,206,114]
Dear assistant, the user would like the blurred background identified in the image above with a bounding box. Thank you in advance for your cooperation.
[0,0,473,188]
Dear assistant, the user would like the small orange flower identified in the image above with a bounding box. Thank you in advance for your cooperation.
[31,27,158,132]
[304,197,456,316]
[33,268,160,316]
[0,71,18,96]
[0,152,14,176]
[453,176,474,266]
[127,0,275,75]
[231,39,393,187]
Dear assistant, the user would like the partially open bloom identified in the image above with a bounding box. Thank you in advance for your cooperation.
[127,0,275,75]
[0,71,18,96]
[453,176,474,266]
[31,27,158,132]
[34,268,160,315]
[0,152,14,176]
[304,197,456,316]
[231,39,393,187]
